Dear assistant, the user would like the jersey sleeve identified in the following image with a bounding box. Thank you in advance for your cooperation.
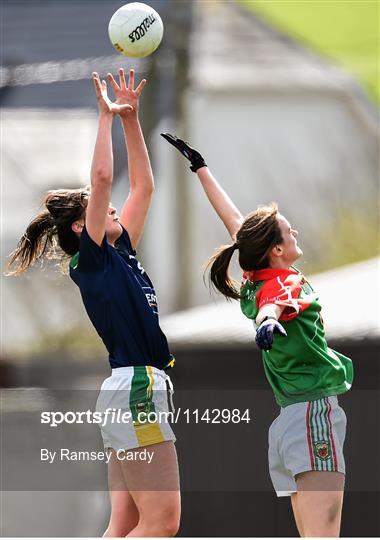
[115,225,136,255]
[256,274,305,322]
[76,226,111,272]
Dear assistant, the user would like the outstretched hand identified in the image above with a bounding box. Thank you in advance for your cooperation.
[92,71,133,116]
[255,319,287,351]
[107,68,146,118]
[161,133,207,172]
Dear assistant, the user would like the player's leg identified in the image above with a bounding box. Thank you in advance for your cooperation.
[120,441,181,537]
[294,470,345,537]
[283,397,347,536]
[290,493,304,537]
[103,449,139,537]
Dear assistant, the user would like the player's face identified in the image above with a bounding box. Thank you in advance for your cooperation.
[105,204,123,242]
[276,214,303,264]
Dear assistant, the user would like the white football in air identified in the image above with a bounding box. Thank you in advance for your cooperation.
[108,2,164,58]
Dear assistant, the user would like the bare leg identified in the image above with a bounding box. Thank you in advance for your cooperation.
[291,493,304,537]
[103,450,139,537]
[294,471,345,537]
[119,441,181,537]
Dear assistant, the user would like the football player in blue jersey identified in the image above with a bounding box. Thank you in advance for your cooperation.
[8,68,180,537]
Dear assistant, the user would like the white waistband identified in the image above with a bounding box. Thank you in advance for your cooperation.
[281,395,339,411]
[111,366,133,375]
[111,365,168,377]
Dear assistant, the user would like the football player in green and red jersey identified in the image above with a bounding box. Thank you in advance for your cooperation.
[162,133,353,538]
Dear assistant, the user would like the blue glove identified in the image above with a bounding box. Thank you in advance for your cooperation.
[255,318,287,351]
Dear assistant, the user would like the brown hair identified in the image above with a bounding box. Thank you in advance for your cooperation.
[7,187,89,275]
[207,203,283,300]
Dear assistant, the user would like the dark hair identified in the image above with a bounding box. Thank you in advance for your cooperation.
[207,203,283,300]
[7,187,89,275]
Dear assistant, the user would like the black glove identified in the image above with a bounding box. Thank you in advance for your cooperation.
[161,133,207,172]
[255,319,287,351]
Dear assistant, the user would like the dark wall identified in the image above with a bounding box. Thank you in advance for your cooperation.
[171,338,380,537]
[2,337,379,536]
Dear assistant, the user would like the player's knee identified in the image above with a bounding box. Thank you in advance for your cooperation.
[161,516,180,537]
[156,507,180,536]
[141,505,180,536]
[103,524,129,537]
[103,512,138,537]
[326,498,341,524]
[303,499,342,537]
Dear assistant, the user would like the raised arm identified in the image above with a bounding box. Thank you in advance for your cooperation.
[85,72,133,246]
[196,167,244,240]
[107,68,151,249]
[161,134,243,240]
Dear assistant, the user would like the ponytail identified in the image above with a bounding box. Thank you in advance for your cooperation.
[7,210,57,276]
[206,242,241,300]
[7,187,89,276]
[205,203,283,302]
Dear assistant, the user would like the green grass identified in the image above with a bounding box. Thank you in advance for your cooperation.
[304,199,380,275]
[240,0,380,104]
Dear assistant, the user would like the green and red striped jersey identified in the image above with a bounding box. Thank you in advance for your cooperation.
[240,267,353,407]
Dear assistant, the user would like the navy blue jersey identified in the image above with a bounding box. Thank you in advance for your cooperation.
[69,225,173,370]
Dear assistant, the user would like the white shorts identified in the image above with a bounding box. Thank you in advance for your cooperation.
[268,396,347,497]
[95,365,176,451]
